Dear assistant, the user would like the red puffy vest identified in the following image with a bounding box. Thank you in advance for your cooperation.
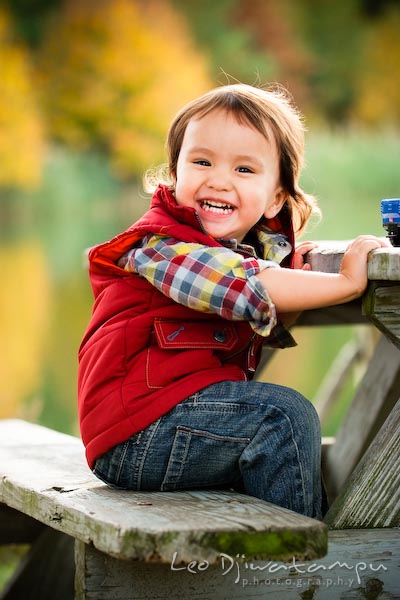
[78,185,294,468]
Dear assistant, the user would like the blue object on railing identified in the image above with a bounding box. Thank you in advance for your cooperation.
[381,198,400,246]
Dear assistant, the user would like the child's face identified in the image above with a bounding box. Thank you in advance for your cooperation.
[173,109,285,243]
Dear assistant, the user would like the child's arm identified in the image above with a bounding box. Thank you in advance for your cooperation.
[257,235,389,312]
[119,234,284,338]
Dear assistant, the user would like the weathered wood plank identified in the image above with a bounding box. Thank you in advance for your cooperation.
[313,330,371,426]
[305,242,347,274]
[0,420,327,563]
[299,243,400,330]
[75,528,400,600]
[368,246,400,280]
[305,243,400,281]
[298,300,367,327]
[324,335,400,500]
[325,396,400,529]
[363,281,400,349]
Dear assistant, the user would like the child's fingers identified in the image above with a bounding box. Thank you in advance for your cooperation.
[295,241,318,255]
[347,235,386,254]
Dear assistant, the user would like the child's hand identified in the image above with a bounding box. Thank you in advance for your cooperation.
[293,241,318,270]
[340,235,390,297]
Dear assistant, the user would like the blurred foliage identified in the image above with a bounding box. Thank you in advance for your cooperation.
[231,0,314,109]
[172,0,400,126]
[0,545,29,591]
[1,0,399,186]
[292,0,364,122]
[1,0,61,48]
[0,240,50,418]
[171,0,279,85]
[35,0,211,178]
[0,6,44,189]
[353,6,400,124]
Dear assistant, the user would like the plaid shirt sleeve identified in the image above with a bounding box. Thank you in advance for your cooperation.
[118,234,295,345]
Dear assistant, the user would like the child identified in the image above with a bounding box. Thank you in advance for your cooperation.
[78,83,386,520]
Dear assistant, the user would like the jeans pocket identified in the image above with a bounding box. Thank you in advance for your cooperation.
[161,425,250,491]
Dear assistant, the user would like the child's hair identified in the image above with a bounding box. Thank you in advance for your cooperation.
[145,83,320,236]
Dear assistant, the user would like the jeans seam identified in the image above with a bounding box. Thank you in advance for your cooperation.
[115,439,130,485]
[134,418,162,488]
[161,428,191,490]
[271,404,307,515]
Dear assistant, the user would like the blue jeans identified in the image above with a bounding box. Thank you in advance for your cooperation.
[93,381,323,519]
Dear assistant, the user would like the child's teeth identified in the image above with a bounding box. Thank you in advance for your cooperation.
[203,201,233,214]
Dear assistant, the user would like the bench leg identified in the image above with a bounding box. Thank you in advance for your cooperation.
[0,528,74,600]
[74,540,250,600]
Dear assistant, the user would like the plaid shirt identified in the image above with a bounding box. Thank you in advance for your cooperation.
[118,232,296,347]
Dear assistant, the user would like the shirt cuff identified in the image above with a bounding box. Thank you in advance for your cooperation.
[263,322,297,348]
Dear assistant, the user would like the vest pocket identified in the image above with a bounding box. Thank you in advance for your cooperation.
[145,319,239,389]
[154,319,238,350]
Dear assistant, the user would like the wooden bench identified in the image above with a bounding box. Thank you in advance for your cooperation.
[1,421,399,599]
[0,419,329,599]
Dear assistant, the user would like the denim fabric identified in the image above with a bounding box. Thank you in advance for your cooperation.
[93,381,323,518]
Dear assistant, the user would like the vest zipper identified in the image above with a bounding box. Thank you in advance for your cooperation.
[194,213,208,235]
[247,333,258,373]
[194,210,259,375]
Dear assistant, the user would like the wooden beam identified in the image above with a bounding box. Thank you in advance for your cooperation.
[305,243,400,281]
[324,336,400,500]
[368,246,400,280]
[305,242,346,273]
[298,300,366,327]
[325,396,400,529]
[363,281,400,349]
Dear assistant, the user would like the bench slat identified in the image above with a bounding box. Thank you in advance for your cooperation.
[324,336,400,499]
[0,419,327,563]
[325,396,400,529]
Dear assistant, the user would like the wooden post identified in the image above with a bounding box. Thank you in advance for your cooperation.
[324,336,400,499]
[325,396,400,529]
[363,281,400,349]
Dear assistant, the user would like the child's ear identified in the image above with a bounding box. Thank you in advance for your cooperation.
[263,188,287,219]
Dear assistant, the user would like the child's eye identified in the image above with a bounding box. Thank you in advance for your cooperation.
[193,160,211,167]
[237,166,254,173]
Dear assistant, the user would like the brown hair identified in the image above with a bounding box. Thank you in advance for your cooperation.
[147,83,320,235]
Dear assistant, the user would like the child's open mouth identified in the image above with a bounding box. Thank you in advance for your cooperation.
[201,200,235,215]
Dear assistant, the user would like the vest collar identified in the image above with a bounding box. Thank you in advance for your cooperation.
[152,184,295,265]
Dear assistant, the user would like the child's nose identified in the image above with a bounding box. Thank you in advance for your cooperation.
[207,168,232,191]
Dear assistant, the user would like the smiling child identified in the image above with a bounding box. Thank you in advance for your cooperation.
[78,84,386,518]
